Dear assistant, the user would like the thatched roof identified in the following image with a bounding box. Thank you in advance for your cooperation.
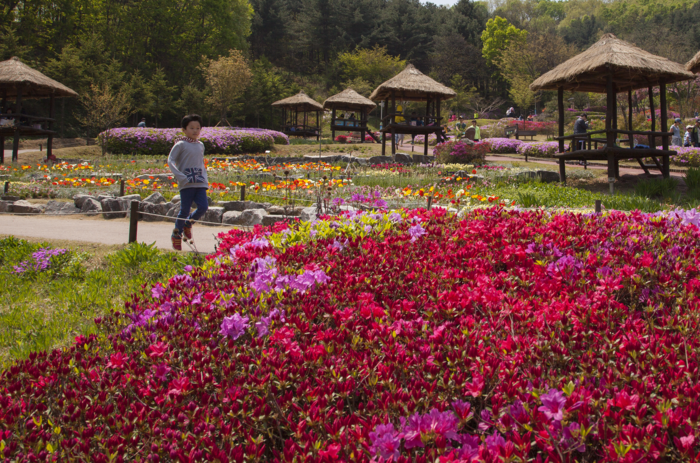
[272,91,323,111]
[0,56,78,99]
[530,34,694,93]
[686,50,700,74]
[323,88,376,111]
[369,64,456,102]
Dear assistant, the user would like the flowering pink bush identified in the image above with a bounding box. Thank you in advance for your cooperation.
[414,133,438,145]
[433,140,489,164]
[517,141,568,158]
[485,137,523,154]
[335,135,349,143]
[672,147,700,167]
[99,127,288,155]
[3,208,700,461]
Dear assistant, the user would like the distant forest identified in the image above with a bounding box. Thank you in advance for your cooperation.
[2,0,700,134]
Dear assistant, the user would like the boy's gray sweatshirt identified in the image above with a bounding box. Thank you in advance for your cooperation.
[167,140,208,191]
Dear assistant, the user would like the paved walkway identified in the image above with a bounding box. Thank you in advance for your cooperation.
[485,154,687,179]
[0,216,226,254]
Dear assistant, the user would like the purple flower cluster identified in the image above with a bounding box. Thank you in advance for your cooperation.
[346,190,388,209]
[516,141,568,158]
[370,407,478,461]
[13,248,69,275]
[486,137,523,154]
[247,255,330,296]
[99,127,288,156]
[671,147,700,167]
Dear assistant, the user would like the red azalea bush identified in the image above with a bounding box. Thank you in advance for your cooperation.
[334,135,349,143]
[4,208,700,461]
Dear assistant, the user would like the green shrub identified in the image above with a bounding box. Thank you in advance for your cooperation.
[634,177,679,199]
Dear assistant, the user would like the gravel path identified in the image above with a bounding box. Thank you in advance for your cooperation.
[0,216,223,254]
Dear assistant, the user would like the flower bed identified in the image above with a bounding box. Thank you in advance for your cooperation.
[433,140,489,164]
[99,127,288,155]
[414,133,438,145]
[485,137,523,154]
[516,141,566,158]
[671,147,700,167]
[3,208,700,461]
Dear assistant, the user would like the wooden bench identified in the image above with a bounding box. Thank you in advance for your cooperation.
[516,128,537,140]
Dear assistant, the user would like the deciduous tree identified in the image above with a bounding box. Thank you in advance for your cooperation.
[202,50,252,126]
[77,84,133,155]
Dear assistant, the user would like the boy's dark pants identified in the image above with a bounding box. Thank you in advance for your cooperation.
[175,187,209,231]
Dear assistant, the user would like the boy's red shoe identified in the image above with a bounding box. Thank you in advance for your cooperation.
[183,221,193,241]
[171,229,182,251]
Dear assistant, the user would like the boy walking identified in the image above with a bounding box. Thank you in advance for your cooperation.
[167,114,209,251]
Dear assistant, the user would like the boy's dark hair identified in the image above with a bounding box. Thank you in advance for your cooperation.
[181,114,203,130]
[472,120,477,124]
[581,113,588,118]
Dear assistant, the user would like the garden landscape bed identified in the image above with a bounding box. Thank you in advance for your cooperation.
[2,207,700,461]
[99,128,290,156]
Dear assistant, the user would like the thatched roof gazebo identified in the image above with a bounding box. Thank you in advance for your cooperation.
[323,89,378,143]
[0,56,78,163]
[370,64,456,158]
[272,91,324,140]
[686,50,700,74]
[530,34,694,188]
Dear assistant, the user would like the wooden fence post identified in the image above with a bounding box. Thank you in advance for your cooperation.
[128,201,139,243]
[240,185,246,201]
[119,179,125,197]
[595,200,601,214]
[3,181,8,194]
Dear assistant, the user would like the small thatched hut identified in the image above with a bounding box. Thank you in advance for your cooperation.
[0,56,78,163]
[369,64,456,158]
[686,50,700,74]
[272,91,324,140]
[530,33,694,187]
[323,89,377,143]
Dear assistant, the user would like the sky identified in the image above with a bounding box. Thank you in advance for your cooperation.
[426,0,460,5]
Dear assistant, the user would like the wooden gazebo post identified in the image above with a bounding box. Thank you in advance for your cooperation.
[331,108,336,140]
[48,95,55,159]
[557,87,565,181]
[660,82,669,152]
[391,91,396,157]
[360,109,366,143]
[12,85,22,163]
[627,90,633,138]
[659,82,670,177]
[1,89,5,164]
[649,86,656,148]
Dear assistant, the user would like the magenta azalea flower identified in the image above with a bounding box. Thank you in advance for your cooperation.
[220,313,249,340]
[538,388,567,421]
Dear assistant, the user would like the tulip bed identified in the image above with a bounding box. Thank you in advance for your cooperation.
[3,207,700,461]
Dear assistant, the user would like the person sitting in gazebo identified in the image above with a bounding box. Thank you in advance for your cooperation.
[0,108,14,127]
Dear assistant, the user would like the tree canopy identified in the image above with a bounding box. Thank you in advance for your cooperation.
[2,0,700,132]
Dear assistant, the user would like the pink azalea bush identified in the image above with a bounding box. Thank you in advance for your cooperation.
[3,208,700,461]
[485,137,523,154]
[414,133,438,145]
[671,147,700,167]
[99,127,289,155]
[433,140,489,164]
[517,141,568,158]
